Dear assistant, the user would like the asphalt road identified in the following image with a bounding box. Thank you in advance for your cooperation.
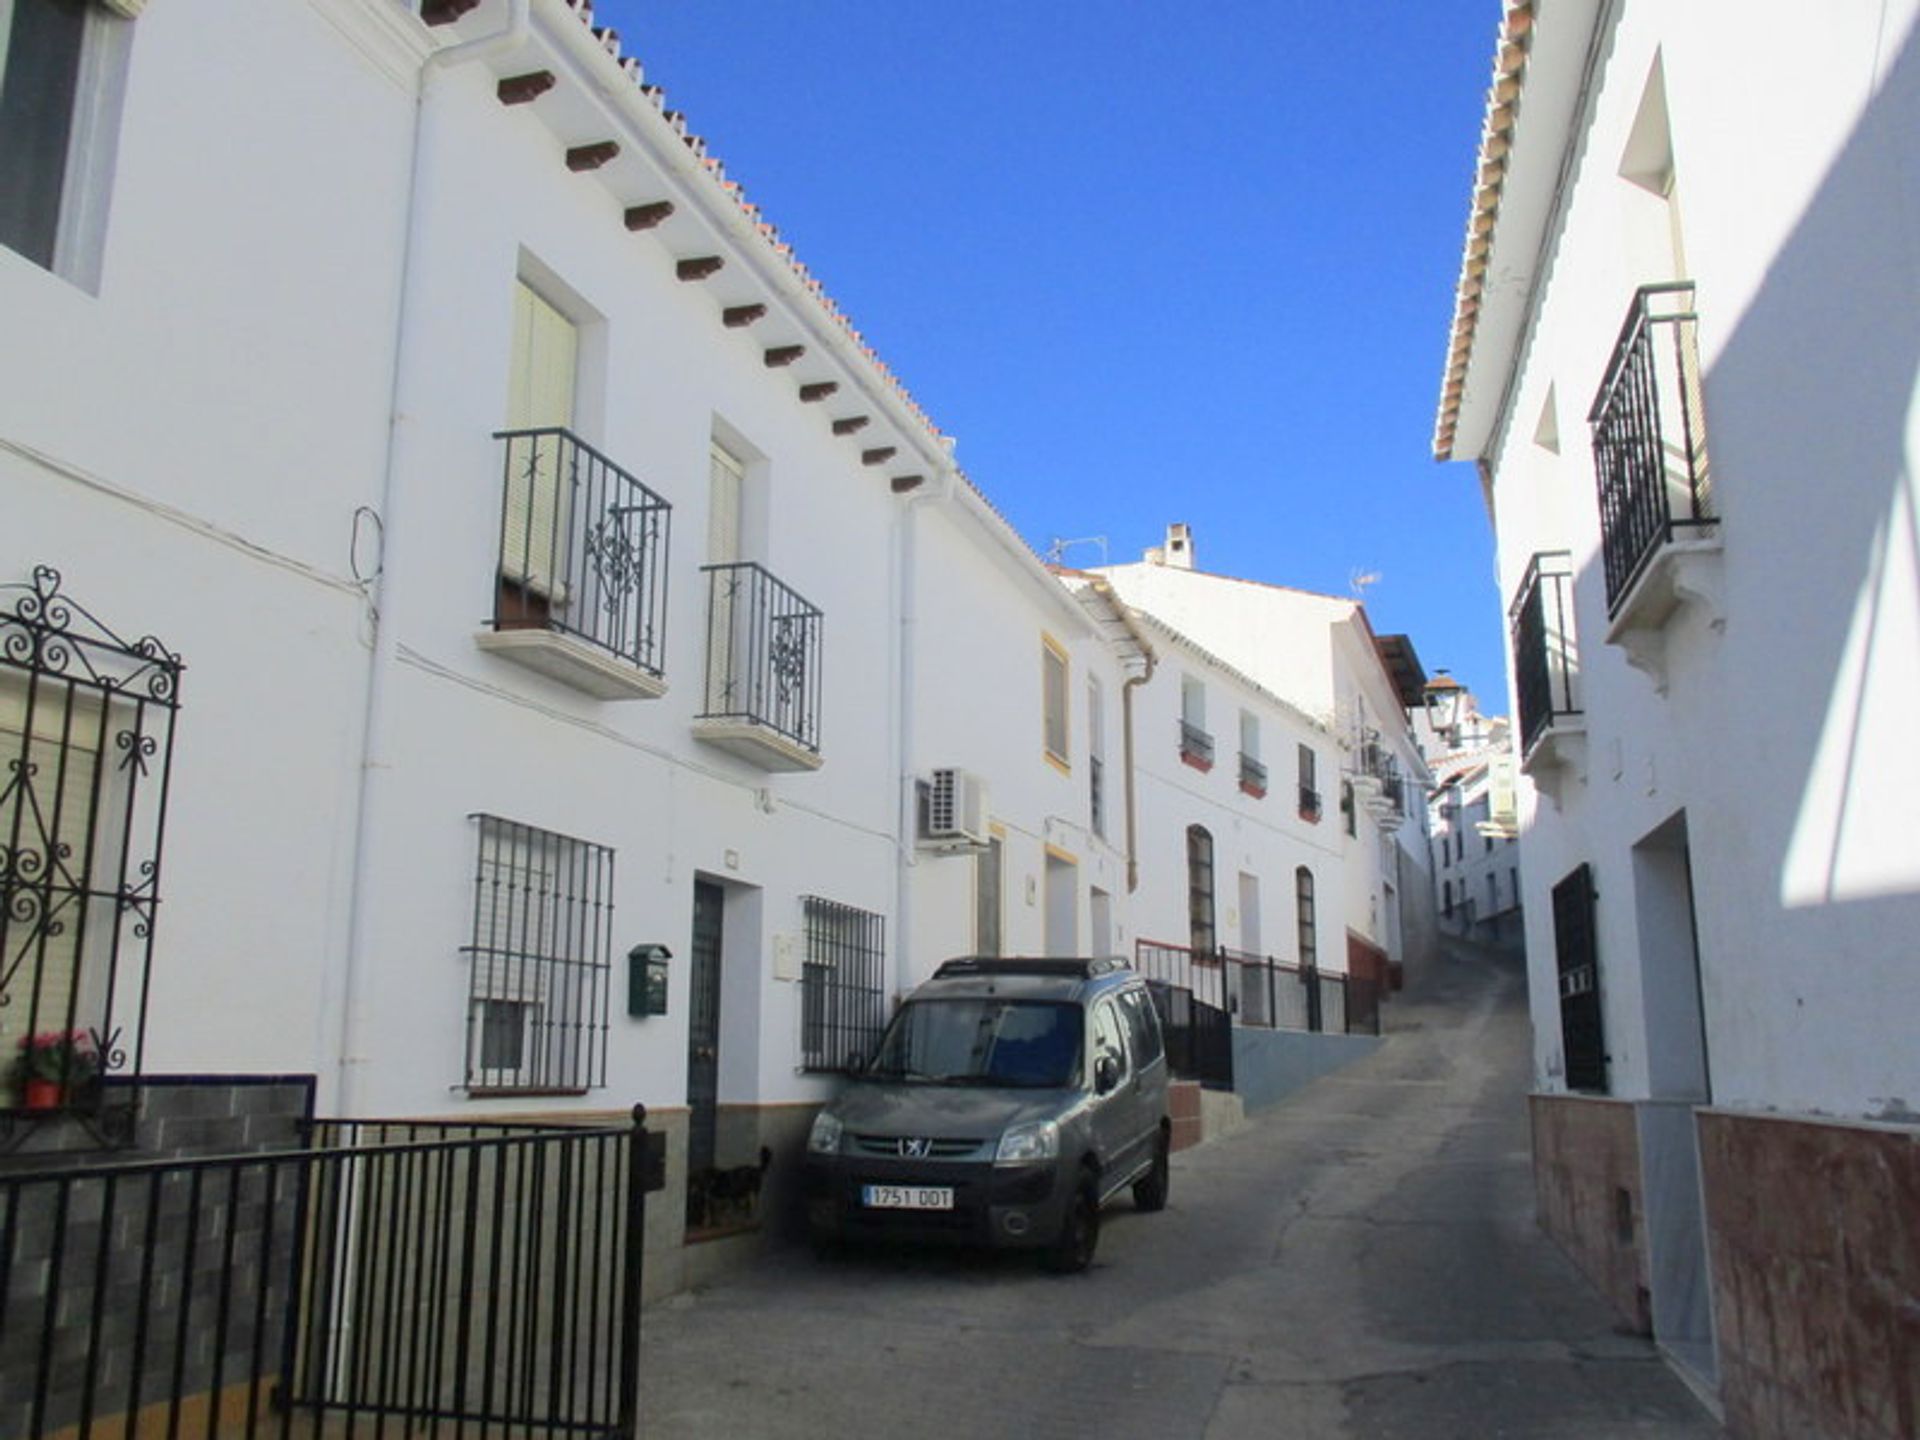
[638,942,1722,1438]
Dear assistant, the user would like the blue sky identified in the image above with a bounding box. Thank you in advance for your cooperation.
[596,2,1506,703]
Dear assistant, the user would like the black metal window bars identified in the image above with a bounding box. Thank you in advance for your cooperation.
[1238,752,1268,797]
[1089,752,1106,836]
[490,428,671,677]
[1,567,182,1127]
[1589,282,1712,615]
[799,896,888,1073]
[1178,720,1214,767]
[1511,550,1581,755]
[462,815,614,1094]
[698,562,824,754]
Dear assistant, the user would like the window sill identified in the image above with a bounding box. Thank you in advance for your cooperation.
[1180,752,1214,774]
[693,718,824,772]
[475,626,667,701]
[1240,782,1266,799]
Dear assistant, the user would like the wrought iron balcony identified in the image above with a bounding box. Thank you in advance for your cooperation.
[1239,752,1268,798]
[1590,283,1712,617]
[1179,720,1215,769]
[1297,785,1322,821]
[478,428,671,700]
[1512,551,1582,757]
[694,562,823,771]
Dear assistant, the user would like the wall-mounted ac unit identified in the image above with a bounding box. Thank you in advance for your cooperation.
[921,767,989,851]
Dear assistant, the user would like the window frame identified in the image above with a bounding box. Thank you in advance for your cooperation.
[1041,633,1071,772]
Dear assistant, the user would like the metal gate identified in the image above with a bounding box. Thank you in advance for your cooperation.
[1553,863,1607,1092]
[0,1113,657,1440]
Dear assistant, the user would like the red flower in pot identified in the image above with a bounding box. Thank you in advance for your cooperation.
[9,1030,101,1111]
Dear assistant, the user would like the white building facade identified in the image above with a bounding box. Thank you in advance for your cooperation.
[1435,2,1920,1432]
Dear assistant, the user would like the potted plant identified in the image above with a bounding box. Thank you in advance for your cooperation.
[8,1031,101,1111]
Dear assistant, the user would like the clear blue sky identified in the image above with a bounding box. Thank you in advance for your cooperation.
[597,1,1506,704]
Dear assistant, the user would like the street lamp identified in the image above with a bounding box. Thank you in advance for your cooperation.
[1423,670,1466,746]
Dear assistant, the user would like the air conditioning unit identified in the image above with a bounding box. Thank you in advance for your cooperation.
[921,767,989,851]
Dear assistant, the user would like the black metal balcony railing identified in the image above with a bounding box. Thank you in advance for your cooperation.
[1179,720,1214,767]
[1239,752,1267,796]
[1589,282,1712,614]
[1297,785,1322,821]
[491,428,671,676]
[699,562,823,753]
[1512,550,1581,754]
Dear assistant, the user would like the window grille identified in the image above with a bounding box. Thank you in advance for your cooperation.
[801,896,887,1073]
[1295,866,1317,968]
[0,566,181,1115]
[462,815,613,1092]
[1186,826,1216,957]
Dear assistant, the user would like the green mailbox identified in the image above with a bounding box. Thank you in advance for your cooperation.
[628,944,671,1017]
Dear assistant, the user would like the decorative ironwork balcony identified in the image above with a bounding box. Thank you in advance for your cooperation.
[1179,720,1214,769]
[477,428,671,700]
[1239,752,1268,798]
[694,562,823,771]
[1590,283,1712,617]
[1512,551,1582,757]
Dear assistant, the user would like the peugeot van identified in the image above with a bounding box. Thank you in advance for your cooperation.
[802,957,1172,1273]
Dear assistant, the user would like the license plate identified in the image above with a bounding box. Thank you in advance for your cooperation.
[861,1184,954,1211]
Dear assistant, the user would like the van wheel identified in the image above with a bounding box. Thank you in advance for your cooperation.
[1043,1180,1100,1274]
[1132,1130,1170,1213]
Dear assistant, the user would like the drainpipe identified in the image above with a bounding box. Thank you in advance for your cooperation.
[332,0,530,1117]
[891,456,957,1003]
[1085,578,1155,894]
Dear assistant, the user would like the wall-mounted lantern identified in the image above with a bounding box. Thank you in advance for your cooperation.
[628,944,671,1018]
[1423,669,1467,745]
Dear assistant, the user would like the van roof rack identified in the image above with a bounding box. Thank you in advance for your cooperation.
[931,956,1131,980]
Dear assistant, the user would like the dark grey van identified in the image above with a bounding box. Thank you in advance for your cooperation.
[802,957,1172,1272]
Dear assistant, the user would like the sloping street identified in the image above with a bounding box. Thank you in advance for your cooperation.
[639,942,1720,1438]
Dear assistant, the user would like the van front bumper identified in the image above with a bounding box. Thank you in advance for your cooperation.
[803,1153,1071,1249]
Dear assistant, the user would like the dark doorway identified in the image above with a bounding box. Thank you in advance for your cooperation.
[687,878,725,1176]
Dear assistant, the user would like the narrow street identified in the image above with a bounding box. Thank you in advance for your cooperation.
[639,943,1721,1439]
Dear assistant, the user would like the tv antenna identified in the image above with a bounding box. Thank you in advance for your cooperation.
[1047,536,1109,567]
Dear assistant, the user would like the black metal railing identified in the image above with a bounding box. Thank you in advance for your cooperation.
[1,567,182,1130]
[0,1114,653,1440]
[699,562,823,754]
[800,896,888,1073]
[1297,784,1322,820]
[1178,720,1214,768]
[1238,753,1267,796]
[1144,982,1234,1091]
[491,428,671,677]
[1589,282,1711,614]
[1133,940,1381,1039]
[1089,753,1106,836]
[1512,550,1581,754]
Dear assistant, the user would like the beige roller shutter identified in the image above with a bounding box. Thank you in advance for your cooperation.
[501,282,579,591]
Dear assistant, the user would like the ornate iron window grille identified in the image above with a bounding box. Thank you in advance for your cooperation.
[1588,282,1712,615]
[1552,863,1607,1093]
[461,814,613,1094]
[490,428,672,675]
[698,562,823,752]
[1,567,182,1127]
[1511,550,1582,755]
[800,896,886,1073]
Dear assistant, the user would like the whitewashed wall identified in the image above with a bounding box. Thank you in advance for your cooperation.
[1477,2,1920,1116]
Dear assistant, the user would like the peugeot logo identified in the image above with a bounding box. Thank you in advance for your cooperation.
[899,1137,933,1159]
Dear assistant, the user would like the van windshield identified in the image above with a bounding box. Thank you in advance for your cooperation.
[868,1000,1084,1088]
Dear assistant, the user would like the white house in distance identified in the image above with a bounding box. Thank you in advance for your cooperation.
[1417,681,1523,950]
[1096,528,1441,995]
[1434,1,1920,1432]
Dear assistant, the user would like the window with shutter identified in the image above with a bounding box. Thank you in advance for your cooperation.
[500,281,579,596]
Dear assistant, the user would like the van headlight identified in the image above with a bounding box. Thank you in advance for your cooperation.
[994,1120,1059,1166]
[807,1110,844,1156]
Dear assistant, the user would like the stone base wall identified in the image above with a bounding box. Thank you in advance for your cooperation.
[1530,1092,1651,1335]
[1699,1109,1920,1440]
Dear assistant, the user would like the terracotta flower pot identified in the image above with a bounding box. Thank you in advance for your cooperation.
[21,1078,64,1111]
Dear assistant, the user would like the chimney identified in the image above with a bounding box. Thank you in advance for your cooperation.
[1164,522,1194,570]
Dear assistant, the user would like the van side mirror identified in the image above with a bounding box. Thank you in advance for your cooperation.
[1094,1055,1119,1094]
